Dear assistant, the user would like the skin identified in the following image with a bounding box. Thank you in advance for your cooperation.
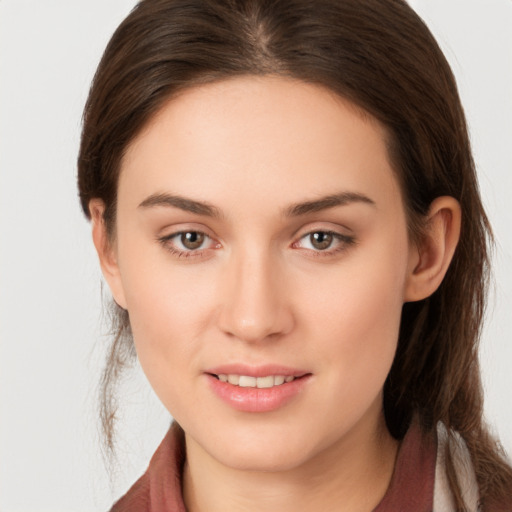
[91,76,461,512]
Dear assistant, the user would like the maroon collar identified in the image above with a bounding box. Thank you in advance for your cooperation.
[373,418,436,511]
[110,423,187,512]
[111,419,436,512]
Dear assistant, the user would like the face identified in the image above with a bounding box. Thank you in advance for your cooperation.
[106,76,417,472]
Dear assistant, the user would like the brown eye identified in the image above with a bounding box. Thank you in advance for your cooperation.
[309,232,333,250]
[294,230,355,255]
[181,231,205,250]
[158,230,219,258]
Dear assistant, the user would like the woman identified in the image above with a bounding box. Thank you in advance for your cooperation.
[78,0,512,510]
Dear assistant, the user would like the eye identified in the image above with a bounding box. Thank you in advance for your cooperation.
[294,230,356,254]
[177,231,207,250]
[158,230,219,257]
[305,231,335,250]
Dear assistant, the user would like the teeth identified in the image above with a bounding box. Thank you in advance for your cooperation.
[274,375,285,386]
[239,376,256,387]
[217,374,296,388]
[256,376,274,388]
[227,374,240,385]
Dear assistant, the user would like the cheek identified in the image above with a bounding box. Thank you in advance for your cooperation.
[122,273,217,417]
[116,241,217,385]
[297,234,408,390]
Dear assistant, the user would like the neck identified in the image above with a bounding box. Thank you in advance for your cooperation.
[183,409,399,512]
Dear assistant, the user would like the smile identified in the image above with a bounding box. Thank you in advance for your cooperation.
[206,370,311,412]
[214,374,296,388]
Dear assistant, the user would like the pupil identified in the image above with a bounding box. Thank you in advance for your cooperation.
[311,232,333,250]
[182,232,204,249]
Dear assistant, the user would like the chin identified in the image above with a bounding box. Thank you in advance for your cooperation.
[214,441,311,473]
[190,418,325,473]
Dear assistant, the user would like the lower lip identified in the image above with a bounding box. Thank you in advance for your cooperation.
[206,374,311,412]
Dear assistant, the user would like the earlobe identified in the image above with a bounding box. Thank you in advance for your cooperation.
[89,199,128,309]
[404,196,461,303]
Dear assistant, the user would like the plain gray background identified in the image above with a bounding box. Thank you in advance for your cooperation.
[0,1,511,510]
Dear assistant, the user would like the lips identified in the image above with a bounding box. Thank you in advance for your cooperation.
[205,364,311,412]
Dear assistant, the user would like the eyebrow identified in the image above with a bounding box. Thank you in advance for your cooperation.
[138,190,375,218]
[284,192,376,217]
[138,193,222,218]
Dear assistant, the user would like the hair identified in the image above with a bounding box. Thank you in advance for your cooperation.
[78,0,512,507]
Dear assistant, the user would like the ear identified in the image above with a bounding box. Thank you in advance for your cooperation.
[404,196,461,302]
[89,199,128,309]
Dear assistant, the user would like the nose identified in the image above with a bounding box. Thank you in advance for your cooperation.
[217,247,294,344]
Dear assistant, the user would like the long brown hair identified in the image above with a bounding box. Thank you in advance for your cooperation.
[78,0,512,507]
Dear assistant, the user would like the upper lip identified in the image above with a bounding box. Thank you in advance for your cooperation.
[204,364,309,378]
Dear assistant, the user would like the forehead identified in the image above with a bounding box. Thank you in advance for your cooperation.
[119,75,402,215]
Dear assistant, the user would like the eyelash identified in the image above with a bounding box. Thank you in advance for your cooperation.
[292,230,356,257]
[157,229,356,259]
[158,231,218,259]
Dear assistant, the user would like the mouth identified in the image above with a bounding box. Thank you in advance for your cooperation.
[208,373,301,388]
[205,368,312,412]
